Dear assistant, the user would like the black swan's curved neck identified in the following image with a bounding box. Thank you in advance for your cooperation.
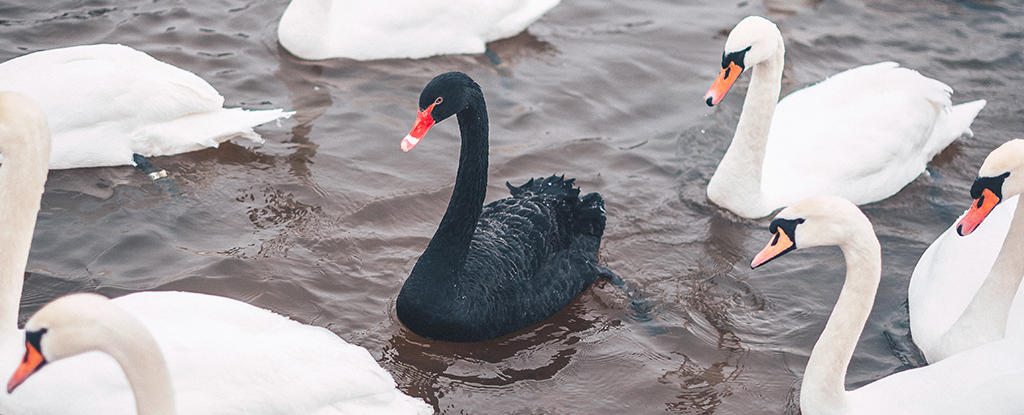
[417,83,488,280]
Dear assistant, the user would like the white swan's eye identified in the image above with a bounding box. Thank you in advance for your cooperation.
[434,97,443,105]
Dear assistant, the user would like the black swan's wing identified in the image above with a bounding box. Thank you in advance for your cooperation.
[458,175,607,336]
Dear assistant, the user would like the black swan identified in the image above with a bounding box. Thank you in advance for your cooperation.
[396,71,613,342]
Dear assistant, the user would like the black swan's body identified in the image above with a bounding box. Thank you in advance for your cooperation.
[396,72,610,342]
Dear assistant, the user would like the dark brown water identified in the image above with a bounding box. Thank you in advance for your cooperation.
[3,0,1023,413]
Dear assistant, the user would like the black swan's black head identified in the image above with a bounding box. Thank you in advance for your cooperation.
[419,72,474,122]
[401,71,478,151]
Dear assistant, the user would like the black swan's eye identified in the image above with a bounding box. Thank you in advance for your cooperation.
[434,97,443,105]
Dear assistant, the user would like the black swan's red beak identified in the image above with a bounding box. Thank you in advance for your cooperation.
[402,103,437,152]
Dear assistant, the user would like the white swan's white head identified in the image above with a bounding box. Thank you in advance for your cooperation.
[724,16,782,68]
[705,15,783,106]
[7,293,176,415]
[751,195,874,267]
[958,139,1024,235]
[8,294,126,392]
[978,139,1024,198]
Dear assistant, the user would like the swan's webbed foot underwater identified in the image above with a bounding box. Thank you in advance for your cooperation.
[132,154,167,180]
[597,265,657,323]
[483,48,514,87]
[483,49,502,67]
[132,153,178,194]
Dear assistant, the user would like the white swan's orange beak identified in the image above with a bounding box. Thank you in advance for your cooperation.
[751,228,795,268]
[705,61,743,107]
[957,188,1000,236]
[7,340,46,393]
[401,103,437,152]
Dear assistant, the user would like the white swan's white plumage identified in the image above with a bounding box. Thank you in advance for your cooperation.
[843,338,1024,414]
[8,292,434,415]
[753,196,1024,415]
[705,16,986,219]
[0,91,431,415]
[278,0,560,60]
[0,44,292,170]
[8,293,178,415]
[910,139,1024,362]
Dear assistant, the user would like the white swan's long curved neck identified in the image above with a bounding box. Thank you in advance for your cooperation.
[706,36,785,218]
[0,124,48,341]
[801,240,882,414]
[29,293,177,415]
[104,314,177,415]
[930,195,1024,360]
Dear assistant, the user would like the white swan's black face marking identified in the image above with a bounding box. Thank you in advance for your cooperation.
[958,171,1011,236]
[721,46,751,71]
[970,171,1010,201]
[7,328,49,393]
[24,329,45,357]
[705,46,752,107]
[769,217,803,240]
[751,217,804,268]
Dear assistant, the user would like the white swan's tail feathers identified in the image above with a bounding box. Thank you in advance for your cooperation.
[925,98,986,157]
[949,99,987,138]
[207,108,296,145]
[134,108,293,157]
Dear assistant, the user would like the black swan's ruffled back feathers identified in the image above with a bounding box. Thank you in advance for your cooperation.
[400,175,607,342]
[468,175,605,280]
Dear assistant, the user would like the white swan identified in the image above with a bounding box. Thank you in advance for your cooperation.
[0,92,430,414]
[278,0,559,60]
[7,293,177,415]
[909,139,1024,362]
[752,195,1024,415]
[0,44,292,170]
[704,16,986,219]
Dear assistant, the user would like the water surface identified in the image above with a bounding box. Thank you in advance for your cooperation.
[3,0,1023,413]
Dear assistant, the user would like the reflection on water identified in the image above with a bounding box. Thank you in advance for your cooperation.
[662,357,741,414]
[273,45,330,181]
[384,288,605,409]
[2,0,1022,413]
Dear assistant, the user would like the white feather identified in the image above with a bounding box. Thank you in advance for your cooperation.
[0,44,292,169]
[278,0,560,60]
[0,91,430,415]
[706,16,985,219]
